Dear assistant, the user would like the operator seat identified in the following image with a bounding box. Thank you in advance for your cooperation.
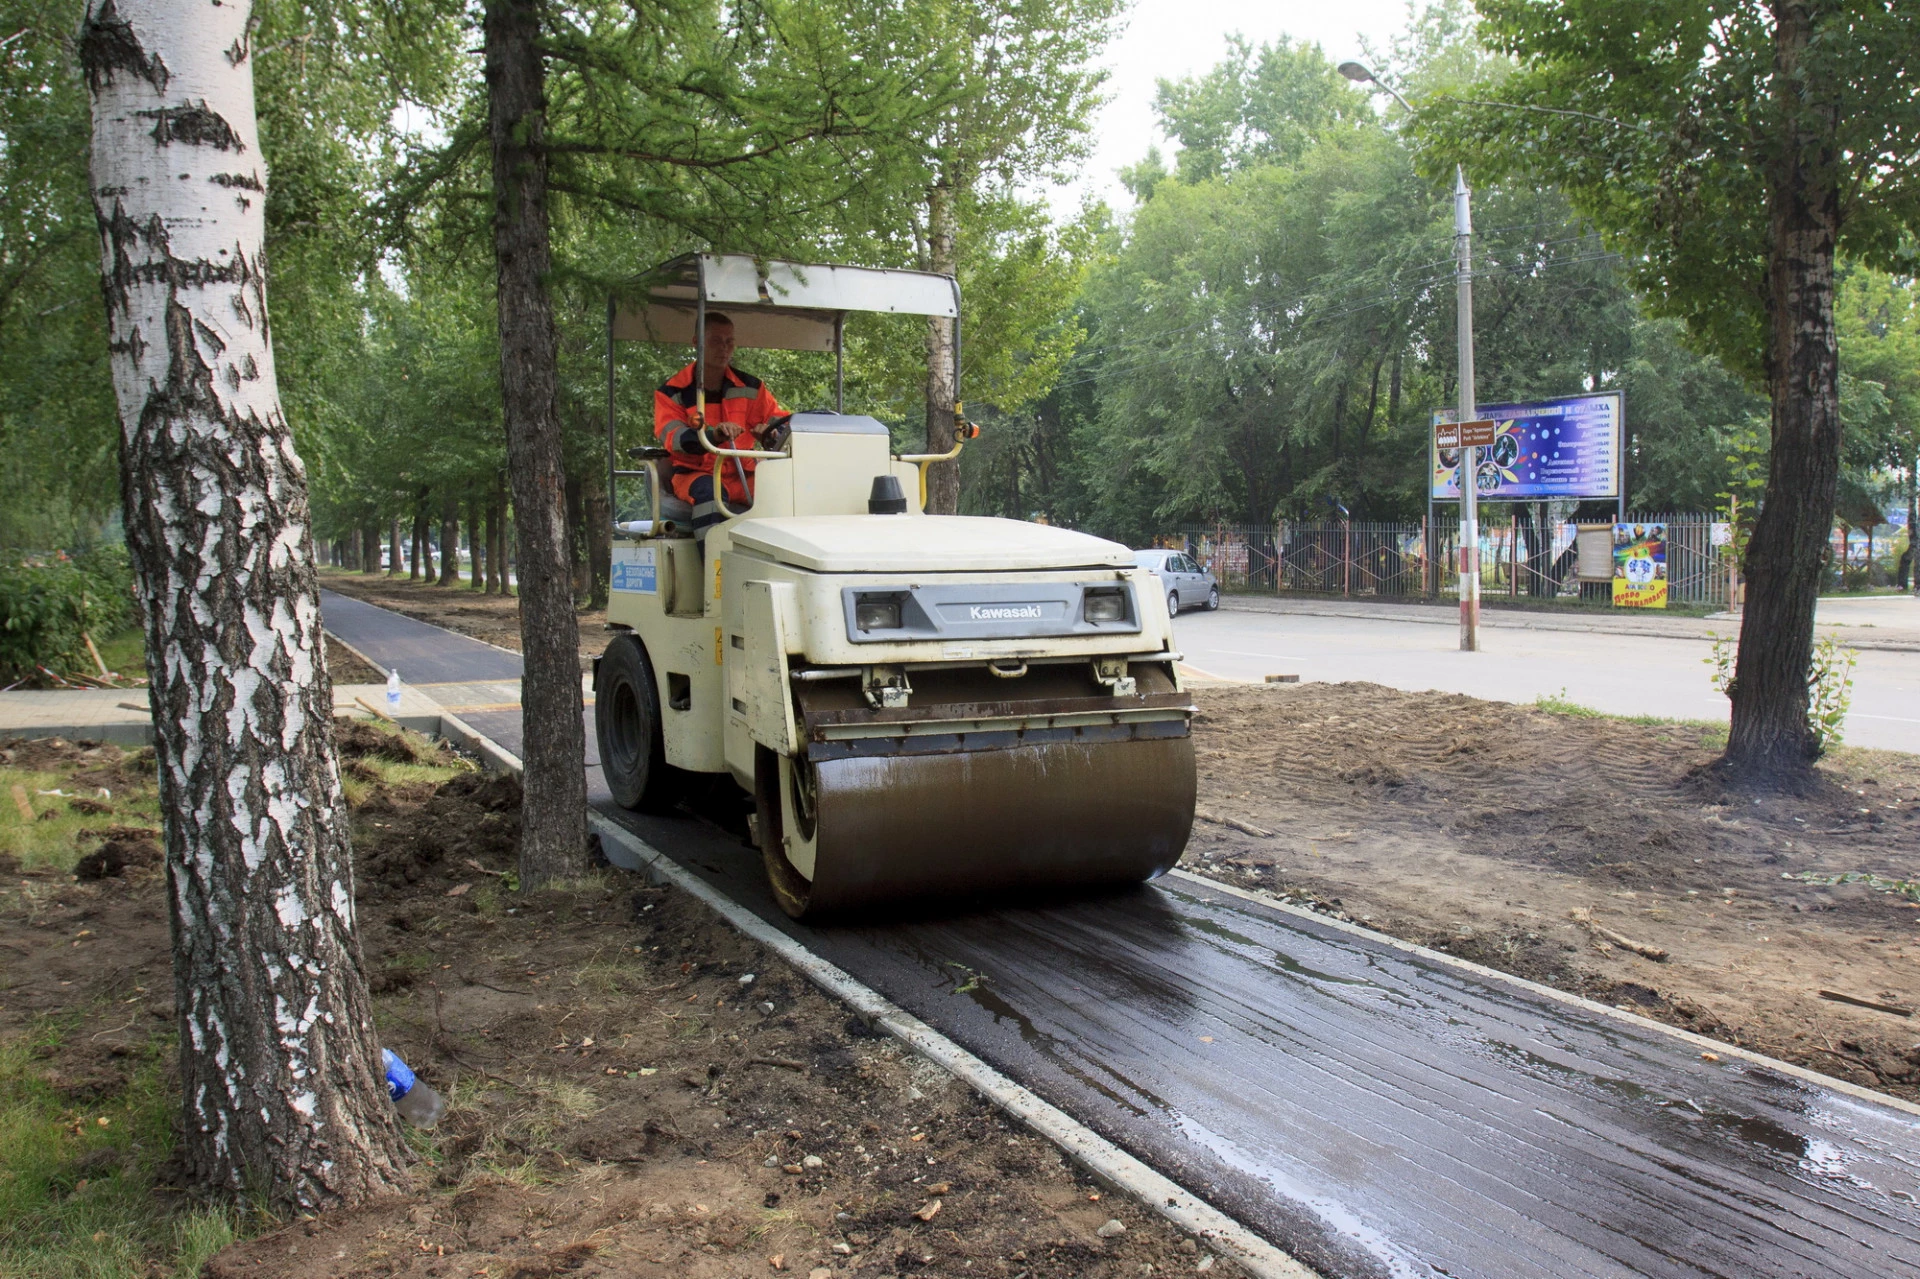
[653,456,694,528]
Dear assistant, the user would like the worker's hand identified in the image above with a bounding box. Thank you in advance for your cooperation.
[704,421,744,446]
[762,414,793,450]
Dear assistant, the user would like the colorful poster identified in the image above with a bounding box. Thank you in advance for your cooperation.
[1611,522,1667,608]
[1431,393,1623,500]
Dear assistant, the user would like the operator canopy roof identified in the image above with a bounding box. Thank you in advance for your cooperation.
[731,516,1133,573]
[613,254,958,353]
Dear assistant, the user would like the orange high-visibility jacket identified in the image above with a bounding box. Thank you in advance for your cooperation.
[653,363,785,506]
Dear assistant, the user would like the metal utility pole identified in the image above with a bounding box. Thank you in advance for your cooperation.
[1337,60,1481,650]
[1454,166,1480,651]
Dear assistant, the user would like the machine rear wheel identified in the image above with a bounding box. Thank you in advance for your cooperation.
[755,746,820,918]
[1167,589,1180,618]
[596,634,678,813]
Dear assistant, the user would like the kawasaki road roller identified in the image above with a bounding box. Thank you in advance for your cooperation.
[595,254,1195,917]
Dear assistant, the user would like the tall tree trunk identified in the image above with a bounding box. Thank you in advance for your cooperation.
[922,178,960,515]
[80,0,406,1210]
[584,465,611,610]
[485,0,585,883]
[564,470,587,600]
[361,526,379,574]
[1726,0,1844,780]
[387,517,401,577]
[487,482,504,594]
[438,497,459,586]
[469,490,486,591]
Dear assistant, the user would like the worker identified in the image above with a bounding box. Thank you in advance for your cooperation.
[654,312,788,544]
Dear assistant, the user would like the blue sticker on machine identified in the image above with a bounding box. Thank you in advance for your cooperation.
[611,547,657,593]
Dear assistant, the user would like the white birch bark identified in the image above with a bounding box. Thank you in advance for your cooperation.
[81,0,409,1208]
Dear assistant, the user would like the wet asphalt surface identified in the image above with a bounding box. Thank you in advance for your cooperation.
[323,593,1920,1278]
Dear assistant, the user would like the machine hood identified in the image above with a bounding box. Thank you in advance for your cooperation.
[729,515,1134,574]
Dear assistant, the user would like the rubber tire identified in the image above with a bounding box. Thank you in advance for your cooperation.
[595,634,678,813]
[1207,585,1220,610]
[754,745,814,919]
[1167,589,1180,618]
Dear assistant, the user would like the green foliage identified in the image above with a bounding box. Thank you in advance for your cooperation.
[0,548,134,686]
[1420,0,1920,384]
[1035,15,1760,536]
[1806,635,1858,756]
[0,0,121,550]
[1708,631,1856,756]
[1154,34,1367,182]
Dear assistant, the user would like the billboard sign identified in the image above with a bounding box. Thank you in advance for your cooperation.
[1431,392,1623,501]
[1612,522,1667,608]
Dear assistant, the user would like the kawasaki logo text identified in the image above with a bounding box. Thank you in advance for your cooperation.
[968,604,1043,621]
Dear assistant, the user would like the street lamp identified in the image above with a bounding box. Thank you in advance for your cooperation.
[1339,60,1482,652]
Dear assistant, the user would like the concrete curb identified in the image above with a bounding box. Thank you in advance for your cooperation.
[434,710,524,776]
[1170,869,1920,1121]
[590,815,1317,1279]
[1217,596,1920,652]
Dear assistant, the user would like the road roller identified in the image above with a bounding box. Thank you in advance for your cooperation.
[595,254,1195,917]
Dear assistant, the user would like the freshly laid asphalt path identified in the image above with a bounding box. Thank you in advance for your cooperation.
[321,590,1920,1279]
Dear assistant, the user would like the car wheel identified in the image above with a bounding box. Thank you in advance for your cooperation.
[1166,589,1179,618]
[1207,585,1220,610]
[595,634,680,813]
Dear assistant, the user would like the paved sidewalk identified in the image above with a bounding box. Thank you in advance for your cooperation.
[1220,592,1920,651]
[0,683,445,745]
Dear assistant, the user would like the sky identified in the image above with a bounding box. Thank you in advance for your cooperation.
[1054,0,1417,217]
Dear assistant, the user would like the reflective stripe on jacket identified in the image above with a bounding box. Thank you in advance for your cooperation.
[653,363,785,505]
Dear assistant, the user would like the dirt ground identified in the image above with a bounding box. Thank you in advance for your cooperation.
[327,636,387,685]
[0,730,1224,1279]
[1185,682,1920,1099]
[319,570,608,671]
[312,578,1920,1100]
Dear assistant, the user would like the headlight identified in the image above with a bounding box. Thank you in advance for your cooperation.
[1083,588,1126,624]
[854,595,903,631]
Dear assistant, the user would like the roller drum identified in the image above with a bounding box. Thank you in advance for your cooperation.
[757,668,1196,917]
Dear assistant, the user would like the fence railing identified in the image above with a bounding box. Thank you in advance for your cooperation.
[1160,513,1729,608]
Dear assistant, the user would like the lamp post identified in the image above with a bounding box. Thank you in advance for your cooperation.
[1338,61,1481,652]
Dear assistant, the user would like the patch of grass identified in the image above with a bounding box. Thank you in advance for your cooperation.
[337,723,471,807]
[0,1025,256,1278]
[0,766,162,873]
[1531,688,1603,718]
[89,629,147,680]
[1530,689,1729,749]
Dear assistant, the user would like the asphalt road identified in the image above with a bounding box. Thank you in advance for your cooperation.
[1175,605,1920,753]
[320,591,1920,1279]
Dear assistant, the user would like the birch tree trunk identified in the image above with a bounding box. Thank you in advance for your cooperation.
[1726,0,1845,780]
[922,177,960,515]
[80,0,408,1209]
[484,0,588,883]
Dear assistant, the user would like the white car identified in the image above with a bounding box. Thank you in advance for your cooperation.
[1133,549,1219,616]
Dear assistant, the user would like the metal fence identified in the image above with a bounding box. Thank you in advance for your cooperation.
[1159,513,1729,608]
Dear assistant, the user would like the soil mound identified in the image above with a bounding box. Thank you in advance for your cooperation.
[357,770,522,887]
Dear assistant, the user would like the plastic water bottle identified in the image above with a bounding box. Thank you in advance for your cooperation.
[385,668,402,710]
[381,1048,446,1128]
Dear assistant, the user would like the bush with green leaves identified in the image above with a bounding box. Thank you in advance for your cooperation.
[0,547,135,686]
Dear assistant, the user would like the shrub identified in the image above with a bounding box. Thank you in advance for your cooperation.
[0,546,135,686]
